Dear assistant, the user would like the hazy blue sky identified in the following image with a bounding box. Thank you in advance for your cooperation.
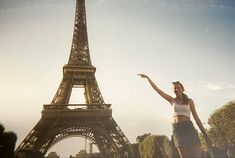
[0,0,235,157]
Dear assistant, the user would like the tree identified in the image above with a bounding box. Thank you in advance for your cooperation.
[207,100,235,155]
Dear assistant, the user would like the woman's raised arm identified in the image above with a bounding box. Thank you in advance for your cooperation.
[138,74,174,104]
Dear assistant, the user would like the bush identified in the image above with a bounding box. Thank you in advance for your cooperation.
[138,134,170,158]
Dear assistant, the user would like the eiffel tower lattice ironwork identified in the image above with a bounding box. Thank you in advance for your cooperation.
[15,0,133,157]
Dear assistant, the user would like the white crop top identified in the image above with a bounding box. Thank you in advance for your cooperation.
[172,102,191,118]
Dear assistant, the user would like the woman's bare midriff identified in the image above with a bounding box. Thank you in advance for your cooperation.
[173,115,190,123]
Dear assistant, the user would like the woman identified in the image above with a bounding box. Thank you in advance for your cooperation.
[138,74,212,158]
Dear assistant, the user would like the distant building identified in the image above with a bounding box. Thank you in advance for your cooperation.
[47,151,60,158]
[75,150,86,158]
[75,150,103,158]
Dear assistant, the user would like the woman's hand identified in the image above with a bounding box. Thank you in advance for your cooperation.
[138,74,149,79]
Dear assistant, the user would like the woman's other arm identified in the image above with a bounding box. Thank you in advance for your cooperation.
[190,99,212,149]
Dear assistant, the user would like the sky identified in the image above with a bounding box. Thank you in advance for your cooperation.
[0,0,235,157]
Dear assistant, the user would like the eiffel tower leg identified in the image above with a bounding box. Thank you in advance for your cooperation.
[85,75,105,104]
[51,78,73,104]
[15,117,58,156]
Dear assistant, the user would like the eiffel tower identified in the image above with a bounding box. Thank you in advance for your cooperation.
[15,0,133,157]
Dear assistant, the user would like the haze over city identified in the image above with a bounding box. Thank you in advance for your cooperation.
[0,0,235,157]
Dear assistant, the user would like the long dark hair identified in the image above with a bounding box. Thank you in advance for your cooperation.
[172,81,189,104]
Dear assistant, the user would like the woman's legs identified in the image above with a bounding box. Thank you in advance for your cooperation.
[172,121,202,157]
[177,144,203,158]
[191,144,203,158]
[177,147,190,158]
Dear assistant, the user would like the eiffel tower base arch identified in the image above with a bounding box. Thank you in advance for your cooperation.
[16,105,133,158]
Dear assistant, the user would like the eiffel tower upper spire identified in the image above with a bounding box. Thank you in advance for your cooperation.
[68,0,91,66]
[50,0,103,105]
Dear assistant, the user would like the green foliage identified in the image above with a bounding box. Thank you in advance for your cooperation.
[138,134,170,158]
[199,132,208,152]
[208,100,235,148]
[136,133,151,143]
[163,136,172,156]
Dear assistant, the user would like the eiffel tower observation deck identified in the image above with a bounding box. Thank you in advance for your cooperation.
[15,0,133,157]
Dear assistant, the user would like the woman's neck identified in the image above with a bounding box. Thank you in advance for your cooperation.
[175,95,183,103]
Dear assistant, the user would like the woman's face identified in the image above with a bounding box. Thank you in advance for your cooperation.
[173,84,184,96]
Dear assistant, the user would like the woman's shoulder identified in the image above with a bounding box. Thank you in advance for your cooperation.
[188,98,196,108]
[188,98,194,103]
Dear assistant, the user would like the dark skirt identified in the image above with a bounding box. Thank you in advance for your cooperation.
[172,120,200,147]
